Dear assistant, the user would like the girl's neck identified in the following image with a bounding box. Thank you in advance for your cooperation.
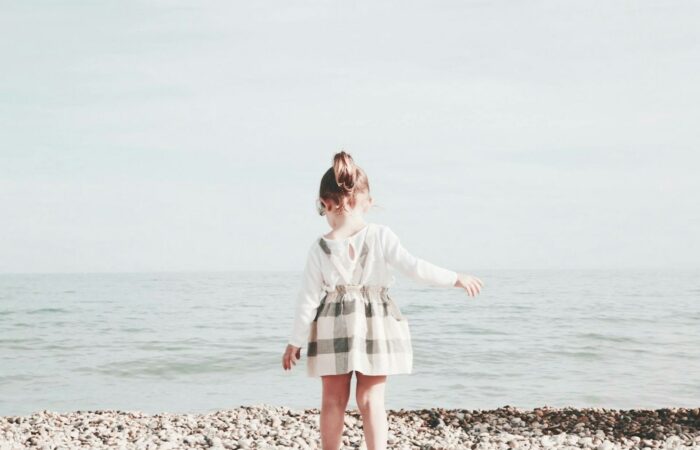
[324,217,369,240]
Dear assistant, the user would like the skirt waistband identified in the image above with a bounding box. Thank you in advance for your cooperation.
[332,284,389,294]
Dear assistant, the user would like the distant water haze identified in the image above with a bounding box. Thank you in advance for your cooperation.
[1,269,698,416]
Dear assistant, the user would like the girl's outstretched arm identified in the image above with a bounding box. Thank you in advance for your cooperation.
[380,225,458,287]
[380,225,483,296]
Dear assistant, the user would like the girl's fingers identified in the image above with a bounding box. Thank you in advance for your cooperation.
[283,351,297,370]
[469,280,481,294]
[468,276,483,289]
[281,347,302,370]
[464,281,483,297]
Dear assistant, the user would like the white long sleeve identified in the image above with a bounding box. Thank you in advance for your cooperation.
[288,241,324,348]
[380,225,458,288]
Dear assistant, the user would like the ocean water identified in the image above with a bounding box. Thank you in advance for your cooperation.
[0,269,698,416]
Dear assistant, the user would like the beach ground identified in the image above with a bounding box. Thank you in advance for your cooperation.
[1,404,699,449]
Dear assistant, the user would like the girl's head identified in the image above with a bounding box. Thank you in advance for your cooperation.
[317,151,373,220]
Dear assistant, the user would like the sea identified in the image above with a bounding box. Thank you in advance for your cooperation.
[1,269,698,416]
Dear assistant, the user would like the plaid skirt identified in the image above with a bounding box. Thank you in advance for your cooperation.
[306,284,413,377]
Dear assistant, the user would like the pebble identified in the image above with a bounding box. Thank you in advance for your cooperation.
[0,405,697,449]
[597,440,614,450]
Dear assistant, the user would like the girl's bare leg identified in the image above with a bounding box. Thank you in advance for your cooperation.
[320,372,353,450]
[355,371,388,450]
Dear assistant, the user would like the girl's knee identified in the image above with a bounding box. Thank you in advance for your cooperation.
[321,374,352,409]
[356,395,385,415]
[355,372,386,413]
[355,388,386,413]
[322,392,350,410]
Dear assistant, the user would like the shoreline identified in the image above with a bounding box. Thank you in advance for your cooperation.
[1,405,699,449]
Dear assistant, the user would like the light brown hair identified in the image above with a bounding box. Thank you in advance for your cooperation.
[317,150,370,216]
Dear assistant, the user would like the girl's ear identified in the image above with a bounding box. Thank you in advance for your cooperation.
[363,195,373,213]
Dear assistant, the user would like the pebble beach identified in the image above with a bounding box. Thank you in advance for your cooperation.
[1,405,699,450]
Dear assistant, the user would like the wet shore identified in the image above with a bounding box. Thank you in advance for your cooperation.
[1,404,699,449]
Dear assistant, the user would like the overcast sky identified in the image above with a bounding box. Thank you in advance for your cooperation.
[1,1,698,273]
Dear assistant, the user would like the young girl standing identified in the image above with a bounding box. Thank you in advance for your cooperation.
[282,151,483,450]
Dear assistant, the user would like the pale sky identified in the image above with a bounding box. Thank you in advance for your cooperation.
[1,1,698,273]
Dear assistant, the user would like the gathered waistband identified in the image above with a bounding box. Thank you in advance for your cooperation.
[330,284,389,294]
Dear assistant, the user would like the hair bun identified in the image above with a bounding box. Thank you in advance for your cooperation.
[333,150,357,194]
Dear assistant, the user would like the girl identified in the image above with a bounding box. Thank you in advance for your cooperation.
[282,151,483,450]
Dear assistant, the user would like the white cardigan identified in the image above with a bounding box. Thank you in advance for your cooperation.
[288,222,458,348]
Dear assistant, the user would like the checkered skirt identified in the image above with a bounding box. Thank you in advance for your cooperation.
[306,284,413,377]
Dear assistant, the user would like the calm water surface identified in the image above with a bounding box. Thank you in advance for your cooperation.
[1,270,698,416]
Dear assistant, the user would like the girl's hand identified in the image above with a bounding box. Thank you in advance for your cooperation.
[282,344,302,371]
[454,273,484,297]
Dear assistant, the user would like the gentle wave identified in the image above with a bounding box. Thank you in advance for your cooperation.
[1,270,699,415]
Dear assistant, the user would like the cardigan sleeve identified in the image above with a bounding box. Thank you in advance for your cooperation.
[288,239,325,348]
[380,225,458,288]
